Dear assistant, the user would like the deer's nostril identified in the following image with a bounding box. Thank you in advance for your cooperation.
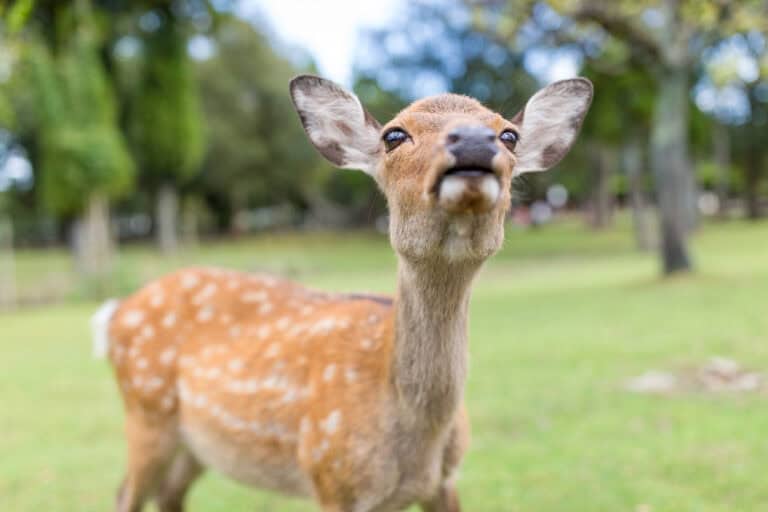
[446,133,461,145]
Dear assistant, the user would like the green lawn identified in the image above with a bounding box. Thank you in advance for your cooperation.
[2,218,768,511]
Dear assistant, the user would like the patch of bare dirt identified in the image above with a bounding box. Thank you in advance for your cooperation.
[625,357,766,395]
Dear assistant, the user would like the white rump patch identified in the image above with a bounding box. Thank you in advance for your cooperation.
[91,299,120,359]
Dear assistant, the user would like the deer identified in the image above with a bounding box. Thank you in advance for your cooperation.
[92,74,592,512]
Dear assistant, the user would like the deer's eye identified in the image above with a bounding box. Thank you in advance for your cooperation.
[383,128,409,152]
[499,129,519,150]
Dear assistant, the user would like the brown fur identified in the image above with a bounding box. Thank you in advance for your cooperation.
[104,75,591,511]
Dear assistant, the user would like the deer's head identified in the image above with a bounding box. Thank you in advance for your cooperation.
[290,75,592,263]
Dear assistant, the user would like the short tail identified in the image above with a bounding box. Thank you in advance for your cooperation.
[91,299,120,359]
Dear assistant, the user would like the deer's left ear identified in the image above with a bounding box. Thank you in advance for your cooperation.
[290,75,382,175]
[511,78,593,175]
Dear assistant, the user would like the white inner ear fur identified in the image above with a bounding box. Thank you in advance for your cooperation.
[292,82,381,174]
[514,78,593,175]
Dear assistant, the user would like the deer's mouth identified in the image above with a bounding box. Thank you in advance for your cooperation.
[434,166,501,214]
[441,165,496,179]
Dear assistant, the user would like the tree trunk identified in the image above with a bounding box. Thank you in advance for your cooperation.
[745,146,763,220]
[650,66,694,274]
[589,145,614,229]
[156,184,179,253]
[72,193,113,296]
[624,136,654,251]
[181,196,200,247]
[713,121,731,218]
[0,215,16,310]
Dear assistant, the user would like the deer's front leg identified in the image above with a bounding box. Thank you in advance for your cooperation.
[419,483,461,512]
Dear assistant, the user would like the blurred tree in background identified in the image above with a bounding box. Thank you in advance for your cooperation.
[469,0,768,274]
[0,0,767,299]
[127,2,206,253]
[5,0,135,292]
[196,14,322,232]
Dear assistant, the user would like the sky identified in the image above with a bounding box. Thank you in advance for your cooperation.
[242,0,398,86]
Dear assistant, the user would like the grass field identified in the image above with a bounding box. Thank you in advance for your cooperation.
[2,217,768,511]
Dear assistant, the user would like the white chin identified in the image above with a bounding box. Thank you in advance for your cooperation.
[437,174,500,212]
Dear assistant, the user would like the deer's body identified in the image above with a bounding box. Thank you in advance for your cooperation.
[99,75,591,511]
[106,266,468,510]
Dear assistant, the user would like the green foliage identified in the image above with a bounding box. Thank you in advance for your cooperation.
[196,16,319,212]
[4,0,36,35]
[23,11,134,215]
[129,15,204,185]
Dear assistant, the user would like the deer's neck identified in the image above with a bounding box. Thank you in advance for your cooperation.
[391,257,479,429]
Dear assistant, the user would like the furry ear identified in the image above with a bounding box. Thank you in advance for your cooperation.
[290,75,382,175]
[511,78,593,174]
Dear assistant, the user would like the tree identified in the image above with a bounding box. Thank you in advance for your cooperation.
[579,54,657,245]
[470,0,768,275]
[8,0,135,291]
[196,15,322,231]
[128,4,205,252]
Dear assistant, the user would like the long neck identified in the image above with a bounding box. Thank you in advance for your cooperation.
[391,257,479,429]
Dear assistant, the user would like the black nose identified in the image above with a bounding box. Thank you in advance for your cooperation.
[445,125,498,169]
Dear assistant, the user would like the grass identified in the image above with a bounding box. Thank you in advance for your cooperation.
[2,217,768,511]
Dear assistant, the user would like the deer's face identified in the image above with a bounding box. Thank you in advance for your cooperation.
[290,76,592,263]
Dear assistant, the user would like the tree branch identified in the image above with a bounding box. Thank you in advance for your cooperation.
[572,4,661,64]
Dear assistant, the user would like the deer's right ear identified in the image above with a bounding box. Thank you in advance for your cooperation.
[290,75,382,175]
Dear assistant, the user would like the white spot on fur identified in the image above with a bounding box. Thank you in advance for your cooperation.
[181,273,200,289]
[311,317,336,334]
[159,347,176,366]
[361,338,373,350]
[122,310,144,328]
[228,359,244,372]
[345,367,358,382]
[149,294,164,308]
[146,376,164,390]
[320,410,342,435]
[192,283,218,305]
[162,312,176,328]
[141,325,155,340]
[264,343,281,358]
[276,316,291,330]
[197,306,214,323]
[136,358,148,369]
[323,364,337,382]
[312,438,330,461]
[259,303,273,315]
[242,291,267,303]
[160,394,174,411]
[229,325,242,338]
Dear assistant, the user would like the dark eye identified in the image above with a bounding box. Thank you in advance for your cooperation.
[499,129,519,150]
[383,128,409,152]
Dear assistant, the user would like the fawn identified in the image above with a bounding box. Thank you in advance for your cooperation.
[93,74,592,512]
